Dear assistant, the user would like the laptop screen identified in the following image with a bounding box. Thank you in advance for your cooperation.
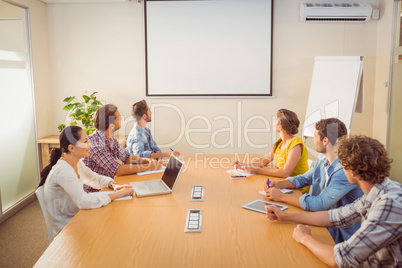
[161,156,183,189]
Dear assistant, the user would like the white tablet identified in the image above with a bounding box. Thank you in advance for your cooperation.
[242,199,288,214]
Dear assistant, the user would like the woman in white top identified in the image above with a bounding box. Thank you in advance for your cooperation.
[39,125,134,234]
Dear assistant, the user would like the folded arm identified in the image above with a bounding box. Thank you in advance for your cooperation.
[244,145,302,177]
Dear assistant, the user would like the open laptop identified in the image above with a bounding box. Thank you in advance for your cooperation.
[130,155,183,197]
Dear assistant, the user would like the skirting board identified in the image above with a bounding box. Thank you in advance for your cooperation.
[0,192,36,225]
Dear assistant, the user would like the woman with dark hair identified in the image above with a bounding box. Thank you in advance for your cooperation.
[40,125,134,234]
[235,109,309,193]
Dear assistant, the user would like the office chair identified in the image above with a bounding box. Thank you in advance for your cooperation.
[35,186,54,244]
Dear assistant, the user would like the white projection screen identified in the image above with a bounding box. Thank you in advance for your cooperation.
[145,0,273,97]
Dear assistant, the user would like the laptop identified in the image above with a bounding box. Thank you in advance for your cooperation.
[130,155,183,197]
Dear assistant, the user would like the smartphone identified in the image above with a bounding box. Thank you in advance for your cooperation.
[231,175,247,179]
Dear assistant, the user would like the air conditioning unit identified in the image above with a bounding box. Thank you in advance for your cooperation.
[300,3,373,22]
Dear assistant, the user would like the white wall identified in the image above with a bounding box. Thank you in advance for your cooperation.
[45,0,390,155]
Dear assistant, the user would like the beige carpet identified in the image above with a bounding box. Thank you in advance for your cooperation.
[0,199,49,268]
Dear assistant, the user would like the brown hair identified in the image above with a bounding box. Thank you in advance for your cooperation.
[272,109,300,151]
[93,104,118,131]
[338,135,392,184]
[132,100,148,122]
[315,118,347,145]
[39,126,83,187]
[276,109,300,135]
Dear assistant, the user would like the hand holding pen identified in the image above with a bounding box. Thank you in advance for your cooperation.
[264,178,272,191]
[169,148,180,157]
[232,161,244,171]
[265,181,284,201]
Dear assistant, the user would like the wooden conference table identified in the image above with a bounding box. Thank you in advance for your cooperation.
[35,154,334,267]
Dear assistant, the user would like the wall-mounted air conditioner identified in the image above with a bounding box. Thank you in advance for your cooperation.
[300,3,373,22]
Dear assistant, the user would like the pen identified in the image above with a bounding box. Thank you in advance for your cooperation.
[234,161,243,168]
[267,178,270,188]
[234,161,239,170]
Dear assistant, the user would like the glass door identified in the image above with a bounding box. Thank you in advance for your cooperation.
[388,0,402,183]
[0,1,39,215]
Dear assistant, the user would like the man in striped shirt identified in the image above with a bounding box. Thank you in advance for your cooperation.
[83,104,162,188]
[265,135,402,267]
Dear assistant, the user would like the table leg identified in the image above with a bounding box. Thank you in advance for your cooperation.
[40,143,50,171]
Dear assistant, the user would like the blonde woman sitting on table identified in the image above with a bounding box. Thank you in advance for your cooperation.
[39,125,134,234]
[235,109,310,193]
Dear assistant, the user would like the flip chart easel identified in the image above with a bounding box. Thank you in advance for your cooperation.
[303,56,364,138]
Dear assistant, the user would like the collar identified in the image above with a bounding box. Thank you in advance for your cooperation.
[322,155,329,167]
[135,124,146,132]
[322,155,343,173]
[365,178,390,204]
[329,157,340,168]
[135,124,151,133]
[93,130,115,144]
[94,130,107,142]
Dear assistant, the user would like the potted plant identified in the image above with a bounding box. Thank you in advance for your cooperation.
[58,91,104,135]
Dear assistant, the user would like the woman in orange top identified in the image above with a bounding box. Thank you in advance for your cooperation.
[236,109,310,193]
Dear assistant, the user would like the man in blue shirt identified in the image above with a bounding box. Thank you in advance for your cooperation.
[265,118,363,243]
[126,100,180,159]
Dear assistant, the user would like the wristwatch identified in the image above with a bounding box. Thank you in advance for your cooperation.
[110,181,117,189]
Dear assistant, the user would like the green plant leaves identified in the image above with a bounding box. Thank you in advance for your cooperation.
[62,104,74,111]
[82,95,91,103]
[57,124,66,132]
[59,91,104,135]
[75,109,83,117]
[88,128,96,135]
[92,100,102,106]
[63,96,76,103]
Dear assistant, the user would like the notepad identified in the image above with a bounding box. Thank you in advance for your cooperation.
[160,156,184,161]
[226,169,255,177]
[258,189,293,195]
[137,166,166,176]
[103,191,133,201]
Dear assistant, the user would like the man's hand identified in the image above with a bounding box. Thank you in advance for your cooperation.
[171,151,180,157]
[265,187,284,202]
[292,224,312,245]
[264,180,279,191]
[265,205,287,222]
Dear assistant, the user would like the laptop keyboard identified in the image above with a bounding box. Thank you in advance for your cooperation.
[145,180,169,193]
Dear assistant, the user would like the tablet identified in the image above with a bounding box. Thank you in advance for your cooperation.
[242,199,288,214]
